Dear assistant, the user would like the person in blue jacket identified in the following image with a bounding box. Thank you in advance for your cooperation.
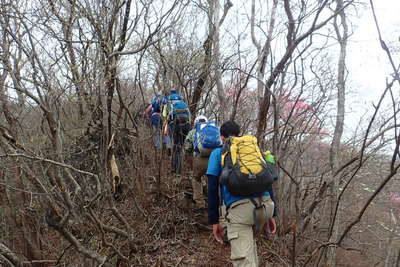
[206,120,277,267]
[150,106,162,150]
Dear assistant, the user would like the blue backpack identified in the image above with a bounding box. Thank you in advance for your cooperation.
[171,101,190,123]
[193,121,207,150]
[151,94,165,112]
[169,93,182,102]
[195,121,222,156]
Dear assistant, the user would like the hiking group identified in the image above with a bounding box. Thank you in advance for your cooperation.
[144,90,278,267]
[144,89,191,173]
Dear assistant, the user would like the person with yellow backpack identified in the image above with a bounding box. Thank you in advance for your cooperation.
[206,120,277,267]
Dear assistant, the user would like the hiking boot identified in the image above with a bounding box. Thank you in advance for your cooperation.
[192,179,205,208]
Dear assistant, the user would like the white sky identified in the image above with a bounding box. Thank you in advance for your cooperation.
[346,0,400,135]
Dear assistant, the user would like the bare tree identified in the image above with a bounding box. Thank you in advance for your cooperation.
[0,0,188,265]
[325,0,349,265]
[254,0,353,141]
[189,0,232,120]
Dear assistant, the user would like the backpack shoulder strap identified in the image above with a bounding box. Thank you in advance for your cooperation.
[250,196,265,232]
[221,139,232,167]
[221,137,233,153]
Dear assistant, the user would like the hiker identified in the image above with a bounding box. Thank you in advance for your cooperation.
[162,89,183,120]
[185,115,222,208]
[169,116,191,173]
[160,89,189,134]
[143,103,153,120]
[207,120,277,267]
[147,92,172,151]
[150,106,162,150]
[144,92,166,121]
[164,89,192,172]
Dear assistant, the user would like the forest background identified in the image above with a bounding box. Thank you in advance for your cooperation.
[1,0,400,266]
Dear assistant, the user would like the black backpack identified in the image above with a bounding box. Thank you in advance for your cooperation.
[219,135,276,197]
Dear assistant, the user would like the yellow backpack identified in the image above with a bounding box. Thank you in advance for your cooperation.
[220,135,275,196]
[222,135,265,173]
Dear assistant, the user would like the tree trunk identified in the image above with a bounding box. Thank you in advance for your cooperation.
[191,0,232,121]
[190,0,215,121]
[251,0,278,141]
[212,0,226,121]
[326,0,348,265]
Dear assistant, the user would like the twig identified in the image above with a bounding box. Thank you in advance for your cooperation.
[0,182,55,195]
[338,164,400,245]
[260,243,289,266]
[369,0,400,84]
[88,208,129,260]
[161,191,185,199]
[109,196,135,233]
[46,217,109,266]
[0,242,25,266]
[22,259,57,264]
[277,161,299,186]
[132,191,148,218]
[177,240,193,252]
[55,243,73,266]
[0,153,98,178]
[190,221,212,231]
[174,256,185,267]
[0,254,14,266]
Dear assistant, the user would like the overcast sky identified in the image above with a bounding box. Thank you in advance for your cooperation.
[346,0,400,134]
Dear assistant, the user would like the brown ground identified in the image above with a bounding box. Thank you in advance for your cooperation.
[121,152,283,267]
[30,138,400,266]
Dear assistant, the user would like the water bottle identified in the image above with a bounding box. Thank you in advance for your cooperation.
[264,150,275,164]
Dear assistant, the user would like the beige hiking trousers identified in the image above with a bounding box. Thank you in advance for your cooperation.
[226,196,274,267]
[191,156,209,208]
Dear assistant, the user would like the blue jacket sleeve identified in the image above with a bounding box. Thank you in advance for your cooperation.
[207,174,220,225]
